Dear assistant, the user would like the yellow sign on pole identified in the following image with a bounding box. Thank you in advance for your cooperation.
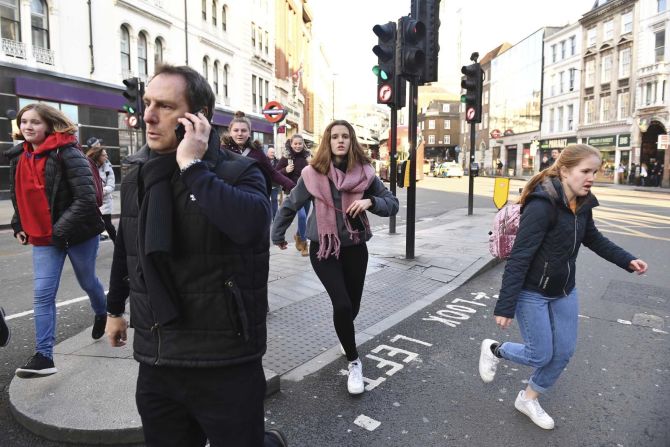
[493,177,511,210]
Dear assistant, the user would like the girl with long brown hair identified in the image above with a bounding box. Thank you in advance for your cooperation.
[478,144,648,429]
[271,120,399,395]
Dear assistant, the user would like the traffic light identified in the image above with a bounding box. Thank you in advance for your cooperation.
[122,77,143,129]
[372,22,397,106]
[460,63,483,123]
[411,0,441,84]
[397,15,426,80]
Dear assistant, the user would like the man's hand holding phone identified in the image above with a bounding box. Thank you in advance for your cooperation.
[176,111,210,170]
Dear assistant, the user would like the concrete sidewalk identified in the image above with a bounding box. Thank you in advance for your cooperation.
[7,207,499,444]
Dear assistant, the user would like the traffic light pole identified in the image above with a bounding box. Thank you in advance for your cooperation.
[406,81,418,259]
[468,122,475,216]
[389,105,397,234]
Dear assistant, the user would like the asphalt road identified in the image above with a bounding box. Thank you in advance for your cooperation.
[0,176,668,446]
[264,248,669,446]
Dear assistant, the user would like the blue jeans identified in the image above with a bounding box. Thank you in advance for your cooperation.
[270,187,280,220]
[498,288,578,394]
[32,236,106,359]
[296,201,311,240]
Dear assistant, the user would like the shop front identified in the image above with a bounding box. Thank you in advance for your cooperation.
[538,137,577,165]
[586,135,623,184]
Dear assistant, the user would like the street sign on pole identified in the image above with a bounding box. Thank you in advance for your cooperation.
[493,177,510,210]
[378,84,393,103]
[466,107,475,121]
[262,101,287,123]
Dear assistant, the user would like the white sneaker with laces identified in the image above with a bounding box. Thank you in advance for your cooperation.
[478,339,500,383]
[347,359,365,395]
[514,390,555,430]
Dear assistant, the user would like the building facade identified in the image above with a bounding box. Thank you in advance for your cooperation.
[420,100,461,164]
[0,0,277,196]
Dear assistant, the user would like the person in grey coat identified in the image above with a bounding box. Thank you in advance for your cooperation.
[271,120,399,396]
[86,138,116,242]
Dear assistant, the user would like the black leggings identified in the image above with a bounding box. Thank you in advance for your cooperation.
[102,214,117,242]
[310,242,368,362]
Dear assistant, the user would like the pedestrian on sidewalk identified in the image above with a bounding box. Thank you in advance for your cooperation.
[5,103,107,379]
[478,144,648,430]
[275,134,311,256]
[271,120,399,396]
[266,145,281,220]
[221,111,295,196]
[85,138,116,242]
[104,65,287,447]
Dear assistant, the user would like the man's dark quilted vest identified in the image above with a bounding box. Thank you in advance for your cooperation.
[120,147,269,368]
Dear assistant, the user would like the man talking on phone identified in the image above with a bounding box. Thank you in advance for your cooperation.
[105,65,287,446]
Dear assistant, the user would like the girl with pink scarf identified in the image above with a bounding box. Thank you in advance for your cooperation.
[271,120,398,396]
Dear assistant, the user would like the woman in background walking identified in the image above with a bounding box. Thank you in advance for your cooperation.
[86,138,116,242]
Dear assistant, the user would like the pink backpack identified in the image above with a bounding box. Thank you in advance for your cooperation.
[488,204,521,260]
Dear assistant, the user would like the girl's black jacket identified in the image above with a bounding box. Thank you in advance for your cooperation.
[494,177,636,318]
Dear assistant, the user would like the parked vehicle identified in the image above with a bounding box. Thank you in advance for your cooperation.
[433,161,464,178]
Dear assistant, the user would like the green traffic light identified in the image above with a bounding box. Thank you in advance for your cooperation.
[372,65,380,76]
[460,95,466,103]
[123,104,135,114]
[380,70,389,81]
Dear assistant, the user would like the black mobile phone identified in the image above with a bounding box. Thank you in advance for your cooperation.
[175,109,205,142]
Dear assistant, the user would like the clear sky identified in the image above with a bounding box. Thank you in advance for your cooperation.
[310,0,595,110]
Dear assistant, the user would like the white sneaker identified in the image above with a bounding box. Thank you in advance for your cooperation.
[347,359,365,395]
[514,390,555,430]
[478,339,500,383]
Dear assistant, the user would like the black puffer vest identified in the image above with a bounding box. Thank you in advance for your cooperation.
[120,143,269,367]
[5,142,104,247]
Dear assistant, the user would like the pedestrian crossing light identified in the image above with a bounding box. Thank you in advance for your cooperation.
[460,62,483,123]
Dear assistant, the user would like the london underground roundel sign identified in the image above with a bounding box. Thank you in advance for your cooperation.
[262,101,287,123]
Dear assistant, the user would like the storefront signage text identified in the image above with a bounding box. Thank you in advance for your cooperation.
[588,135,616,147]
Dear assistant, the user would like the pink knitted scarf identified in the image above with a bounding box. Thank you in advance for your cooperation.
[301,162,375,260]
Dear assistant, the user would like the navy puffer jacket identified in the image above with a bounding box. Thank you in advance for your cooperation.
[494,177,636,318]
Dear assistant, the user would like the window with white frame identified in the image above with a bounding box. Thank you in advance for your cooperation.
[223,64,229,98]
[567,104,574,130]
[428,134,435,144]
[202,0,206,20]
[443,120,450,129]
[621,10,633,34]
[603,20,613,40]
[442,103,450,113]
[213,60,219,95]
[138,33,148,77]
[570,36,576,55]
[222,4,227,31]
[560,40,566,60]
[552,44,557,62]
[202,56,209,81]
[617,91,629,120]
[1,0,20,41]
[587,28,596,47]
[252,75,257,111]
[645,82,653,105]
[585,59,595,87]
[443,135,450,144]
[569,68,577,90]
[655,30,665,63]
[251,23,256,48]
[599,95,610,122]
[551,73,556,96]
[601,54,612,83]
[659,0,667,13]
[258,76,264,107]
[557,106,564,131]
[618,48,631,78]
[31,0,49,49]
[154,38,163,66]
[549,108,555,132]
[120,25,130,72]
[264,31,269,55]
[584,99,594,124]
[212,1,217,26]
[559,71,564,94]
[428,120,435,129]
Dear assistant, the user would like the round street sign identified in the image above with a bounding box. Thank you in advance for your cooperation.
[378,84,393,103]
[262,101,287,123]
[128,115,138,128]
[466,107,475,121]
